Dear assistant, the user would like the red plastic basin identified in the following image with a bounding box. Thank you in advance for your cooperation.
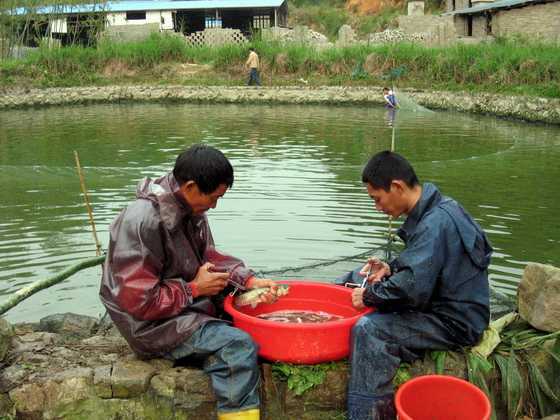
[395,375,491,420]
[224,281,374,364]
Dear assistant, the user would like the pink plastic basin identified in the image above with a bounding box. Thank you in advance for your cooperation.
[395,375,491,420]
[224,281,374,364]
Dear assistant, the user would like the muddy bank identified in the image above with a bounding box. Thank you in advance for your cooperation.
[1,85,559,125]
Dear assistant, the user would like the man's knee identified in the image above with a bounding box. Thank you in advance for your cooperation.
[225,328,258,361]
[352,314,388,342]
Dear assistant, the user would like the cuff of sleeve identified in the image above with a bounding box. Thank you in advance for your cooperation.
[245,276,256,289]
[362,286,381,307]
[189,282,200,298]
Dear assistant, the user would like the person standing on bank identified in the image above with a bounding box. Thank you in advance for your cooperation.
[100,144,277,420]
[342,151,492,420]
[246,47,261,87]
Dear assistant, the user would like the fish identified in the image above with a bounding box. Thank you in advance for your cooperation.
[234,284,290,308]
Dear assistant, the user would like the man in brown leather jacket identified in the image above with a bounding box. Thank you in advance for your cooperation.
[100,144,276,420]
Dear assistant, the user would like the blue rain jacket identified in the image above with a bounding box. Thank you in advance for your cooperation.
[363,183,492,345]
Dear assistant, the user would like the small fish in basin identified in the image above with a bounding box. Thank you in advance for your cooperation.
[234,284,290,308]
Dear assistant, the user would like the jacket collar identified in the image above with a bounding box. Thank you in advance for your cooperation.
[154,173,193,231]
[398,183,441,243]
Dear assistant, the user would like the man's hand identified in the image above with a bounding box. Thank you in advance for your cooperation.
[193,262,230,296]
[352,288,366,310]
[246,277,279,304]
[359,257,390,284]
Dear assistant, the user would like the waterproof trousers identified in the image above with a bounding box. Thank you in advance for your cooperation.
[348,311,460,420]
[167,321,260,414]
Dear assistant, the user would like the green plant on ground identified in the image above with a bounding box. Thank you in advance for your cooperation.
[272,361,342,395]
[456,319,559,419]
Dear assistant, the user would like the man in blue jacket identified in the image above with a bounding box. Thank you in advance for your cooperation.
[345,151,492,420]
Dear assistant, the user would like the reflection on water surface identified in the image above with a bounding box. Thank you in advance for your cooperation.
[0,103,559,322]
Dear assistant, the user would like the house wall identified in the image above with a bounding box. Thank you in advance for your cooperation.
[106,11,174,31]
[472,14,487,37]
[492,1,560,41]
[446,0,471,12]
[398,15,458,44]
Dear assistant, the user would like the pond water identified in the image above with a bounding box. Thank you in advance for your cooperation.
[1,102,559,323]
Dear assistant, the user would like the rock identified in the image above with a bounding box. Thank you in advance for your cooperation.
[518,263,560,332]
[38,313,98,338]
[94,365,113,398]
[367,29,426,45]
[150,366,216,417]
[9,382,45,417]
[0,318,14,362]
[337,24,357,47]
[0,392,14,417]
[0,364,30,393]
[111,359,156,398]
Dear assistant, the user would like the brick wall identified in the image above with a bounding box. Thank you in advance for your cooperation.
[493,2,560,41]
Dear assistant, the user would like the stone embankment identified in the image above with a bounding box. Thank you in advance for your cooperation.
[0,266,559,419]
[1,85,559,125]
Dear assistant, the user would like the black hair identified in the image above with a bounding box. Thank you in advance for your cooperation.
[249,47,255,51]
[361,151,419,191]
[173,144,234,194]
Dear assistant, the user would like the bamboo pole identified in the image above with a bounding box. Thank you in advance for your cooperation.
[0,255,105,316]
[74,151,102,256]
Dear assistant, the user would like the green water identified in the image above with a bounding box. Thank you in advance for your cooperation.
[1,103,559,322]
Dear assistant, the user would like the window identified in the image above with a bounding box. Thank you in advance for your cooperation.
[205,12,222,28]
[126,11,146,21]
[253,15,270,29]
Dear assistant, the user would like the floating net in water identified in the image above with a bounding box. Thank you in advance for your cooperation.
[393,87,434,114]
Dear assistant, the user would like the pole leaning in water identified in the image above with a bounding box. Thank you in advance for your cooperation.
[0,255,105,316]
[74,151,102,256]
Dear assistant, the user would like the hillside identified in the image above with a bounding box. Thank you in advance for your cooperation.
[287,0,442,40]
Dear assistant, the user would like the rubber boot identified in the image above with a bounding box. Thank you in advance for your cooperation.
[217,408,260,420]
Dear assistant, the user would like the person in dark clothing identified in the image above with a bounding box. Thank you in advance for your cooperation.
[340,151,492,420]
[100,144,278,420]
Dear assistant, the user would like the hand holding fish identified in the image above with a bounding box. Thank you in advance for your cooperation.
[246,277,278,304]
[235,280,290,308]
[359,257,390,284]
[192,262,230,296]
[351,288,366,310]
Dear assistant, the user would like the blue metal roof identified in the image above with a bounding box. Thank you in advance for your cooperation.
[15,0,286,15]
[446,0,555,15]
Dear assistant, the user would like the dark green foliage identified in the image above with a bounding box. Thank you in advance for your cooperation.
[272,361,341,395]
[430,350,447,375]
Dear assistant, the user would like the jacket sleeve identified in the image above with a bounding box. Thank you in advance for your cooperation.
[363,221,445,311]
[109,211,193,321]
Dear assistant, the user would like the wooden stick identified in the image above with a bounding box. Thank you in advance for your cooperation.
[0,255,105,316]
[74,151,102,256]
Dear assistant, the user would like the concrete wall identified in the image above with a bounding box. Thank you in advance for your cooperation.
[493,1,560,41]
[107,11,174,31]
[103,22,161,42]
[398,15,458,45]
[398,15,443,34]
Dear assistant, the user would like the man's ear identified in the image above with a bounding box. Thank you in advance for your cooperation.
[390,180,407,195]
[180,180,197,196]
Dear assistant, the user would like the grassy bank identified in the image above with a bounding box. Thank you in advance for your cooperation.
[1,33,559,98]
